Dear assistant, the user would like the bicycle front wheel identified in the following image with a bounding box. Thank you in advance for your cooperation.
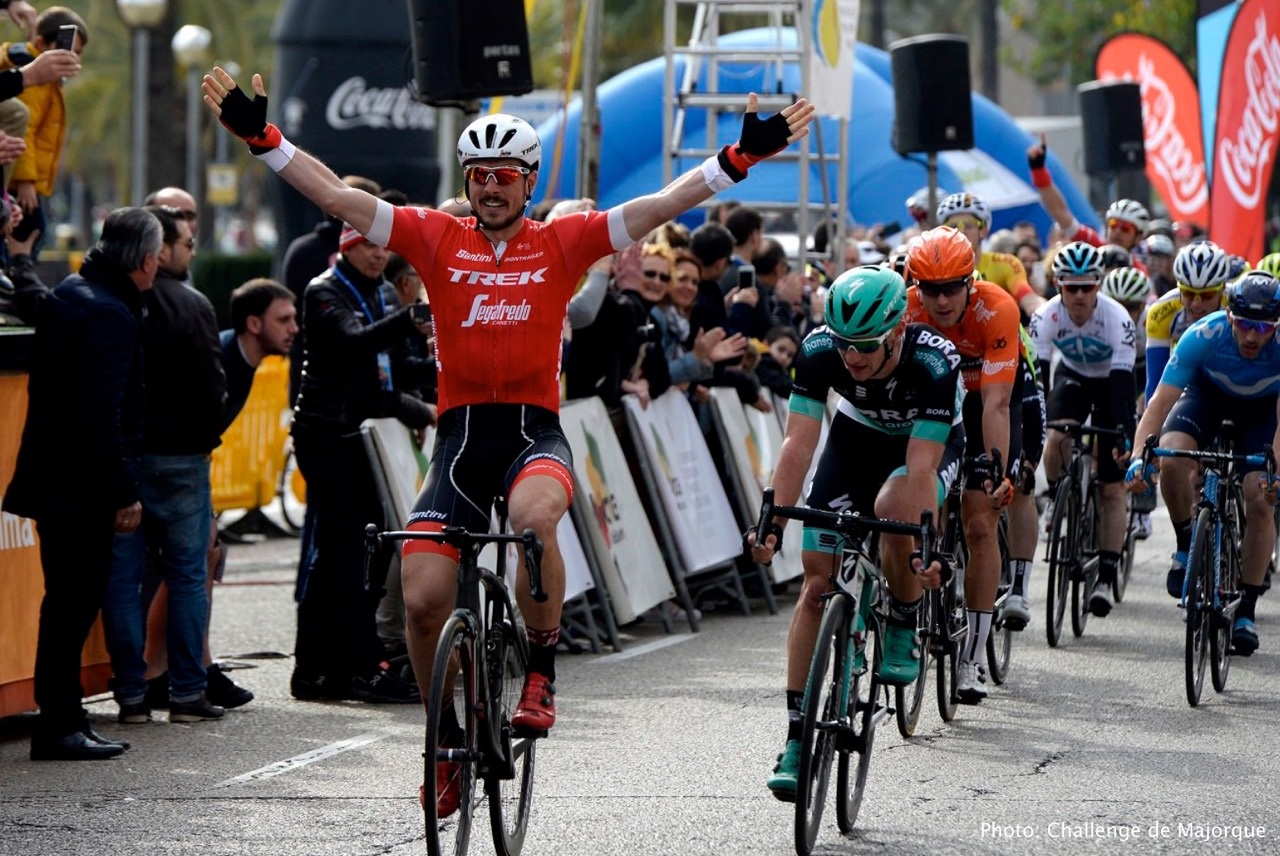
[1210,507,1243,694]
[1044,476,1074,647]
[987,518,1013,685]
[794,594,849,856]
[1070,485,1099,638]
[1114,505,1137,603]
[1185,508,1214,707]
[486,619,537,856]
[425,614,479,856]
[837,616,878,833]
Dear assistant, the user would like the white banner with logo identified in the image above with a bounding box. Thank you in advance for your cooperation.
[623,390,741,574]
[806,0,860,119]
[709,389,803,584]
[560,397,674,623]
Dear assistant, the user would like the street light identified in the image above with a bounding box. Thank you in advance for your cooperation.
[116,0,169,206]
[171,24,211,216]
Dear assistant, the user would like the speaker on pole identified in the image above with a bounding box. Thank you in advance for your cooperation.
[1077,80,1145,175]
[889,34,975,155]
[409,0,534,104]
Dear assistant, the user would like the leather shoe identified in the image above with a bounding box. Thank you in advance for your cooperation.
[31,731,127,761]
[82,726,131,751]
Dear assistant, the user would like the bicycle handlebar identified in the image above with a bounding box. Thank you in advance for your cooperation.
[1141,436,1277,485]
[364,524,549,603]
[755,488,935,572]
[1045,420,1127,439]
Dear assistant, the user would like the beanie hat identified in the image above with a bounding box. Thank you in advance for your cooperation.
[339,223,367,254]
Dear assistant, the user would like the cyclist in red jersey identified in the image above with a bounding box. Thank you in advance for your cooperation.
[203,67,815,816]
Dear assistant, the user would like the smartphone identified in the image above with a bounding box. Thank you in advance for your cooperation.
[880,220,903,236]
[56,24,76,51]
[409,303,432,324]
[738,264,756,290]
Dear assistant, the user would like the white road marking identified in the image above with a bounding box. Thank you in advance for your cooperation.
[590,634,694,663]
[214,733,389,788]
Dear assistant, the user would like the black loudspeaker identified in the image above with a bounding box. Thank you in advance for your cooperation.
[889,35,975,155]
[408,0,534,104]
[1078,80,1146,174]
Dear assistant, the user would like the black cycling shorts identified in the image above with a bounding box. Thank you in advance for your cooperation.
[1163,381,1277,475]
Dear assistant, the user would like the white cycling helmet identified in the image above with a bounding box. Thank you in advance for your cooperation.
[936,192,991,231]
[1173,240,1232,289]
[456,113,541,170]
[1102,267,1151,305]
[1104,198,1150,234]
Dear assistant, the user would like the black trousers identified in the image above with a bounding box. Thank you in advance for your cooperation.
[33,512,117,736]
[292,428,385,678]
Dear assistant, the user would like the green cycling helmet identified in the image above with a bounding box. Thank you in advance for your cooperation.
[824,265,908,339]
[1256,252,1280,279]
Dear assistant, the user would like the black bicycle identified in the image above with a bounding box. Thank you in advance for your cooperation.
[1140,432,1274,706]
[1043,421,1124,646]
[366,520,547,856]
[755,489,934,855]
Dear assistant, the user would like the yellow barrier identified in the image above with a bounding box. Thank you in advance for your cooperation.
[210,355,294,514]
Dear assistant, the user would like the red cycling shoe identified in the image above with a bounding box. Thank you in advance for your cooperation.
[511,672,556,732]
[422,760,462,818]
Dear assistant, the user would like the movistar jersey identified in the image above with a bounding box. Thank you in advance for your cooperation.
[1162,311,1280,399]
[1028,293,1136,378]
[789,323,965,443]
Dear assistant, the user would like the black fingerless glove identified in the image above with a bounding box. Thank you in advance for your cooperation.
[718,107,794,182]
[218,84,281,153]
[1027,145,1046,171]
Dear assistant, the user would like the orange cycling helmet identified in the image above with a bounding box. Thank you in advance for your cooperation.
[905,226,976,283]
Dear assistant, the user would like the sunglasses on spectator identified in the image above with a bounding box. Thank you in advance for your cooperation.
[915,276,970,298]
[943,216,984,231]
[1177,284,1224,299]
[641,269,672,282]
[831,328,892,354]
[1229,315,1280,335]
[1106,218,1138,234]
[1058,279,1098,294]
[464,165,532,186]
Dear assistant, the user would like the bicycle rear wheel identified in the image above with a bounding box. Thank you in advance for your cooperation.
[486,618,537,856]
[1044,476,1074,648]
[794,594,849,856]
[425,614,479,856]
[1114,505,1137,603]
[986,517,1012,685]
[1185,508,1214,707]
[1070,485,1099,638]
[894,595,929,738]
[936,581,962,723]
[837,617,879,833]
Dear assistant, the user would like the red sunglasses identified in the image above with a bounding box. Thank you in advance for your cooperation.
[465,165,532,186]
[1106,217,1138,234]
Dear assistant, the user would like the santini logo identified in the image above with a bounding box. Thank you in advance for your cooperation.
[461,295,533,327]
[447,267,549,286]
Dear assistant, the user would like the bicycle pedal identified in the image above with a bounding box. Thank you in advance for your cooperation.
[512,724,548,740]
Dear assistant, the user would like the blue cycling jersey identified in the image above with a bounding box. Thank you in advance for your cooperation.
[1161,311,1280,398]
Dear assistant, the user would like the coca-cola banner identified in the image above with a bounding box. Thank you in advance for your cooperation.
[1210,0,1280,261]
[1096,34,1209,229]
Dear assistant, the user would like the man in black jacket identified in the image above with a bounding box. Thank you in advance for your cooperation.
[290,224,434,703]
[100,205,228,725]
[6,207,161,760]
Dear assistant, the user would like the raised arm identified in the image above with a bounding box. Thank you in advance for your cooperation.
[618,93,815,242]
[202,67,380,233]
[1026,133,1077,234]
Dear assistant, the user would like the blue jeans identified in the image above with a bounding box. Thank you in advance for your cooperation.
[102,454,212,703]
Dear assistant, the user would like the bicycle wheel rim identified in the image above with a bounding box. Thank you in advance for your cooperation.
[794,596,846,855]
[838,618,878,833]
[1185,509,1213,707]
[894,598,929,738]
[1210,516,1240,694]
[425,615,478,856]
[936,585,960,722]
[1114,509,1136,603]
[1071,488,1096,638]
[986,620,1011,685]
[487,621,536,856]
[1045,478,1073,647]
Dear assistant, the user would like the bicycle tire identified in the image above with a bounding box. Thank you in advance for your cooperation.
[1071,484,1099,638]
[425,614,479,856]
[1185,507,1214,707]
[277,443,306,532]
[1114,505,1136,603]
[486,619,537,856]
[836,616,878,833]
[794,594,847,856]
[986,516,1013,685]
[1210,501,1243,694]
[1044,476,1075,648]
[894,596,929,738]
[936,582,961,723]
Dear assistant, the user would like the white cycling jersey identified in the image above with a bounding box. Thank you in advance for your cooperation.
[1028,292,1136,379]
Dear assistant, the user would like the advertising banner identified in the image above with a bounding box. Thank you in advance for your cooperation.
[1209,0,1280,261]
[623,391,741,574]
[1096,34,1210,228]
[560,398,674,623]
[806,0,861,118]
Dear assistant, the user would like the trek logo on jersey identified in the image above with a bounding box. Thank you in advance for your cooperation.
[460,294,533,327]
[447,267,549,286]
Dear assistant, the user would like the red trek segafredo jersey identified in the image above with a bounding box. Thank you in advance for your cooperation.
[372,201,630,414]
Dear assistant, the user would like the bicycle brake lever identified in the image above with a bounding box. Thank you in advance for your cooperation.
[919,510,933,572]
[521,529,548,603]
[363,523,382,592]
[754,487,776,550]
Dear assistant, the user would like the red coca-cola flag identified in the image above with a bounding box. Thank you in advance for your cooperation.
[1095,33,1209,229]
[1210,0,1280,261]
